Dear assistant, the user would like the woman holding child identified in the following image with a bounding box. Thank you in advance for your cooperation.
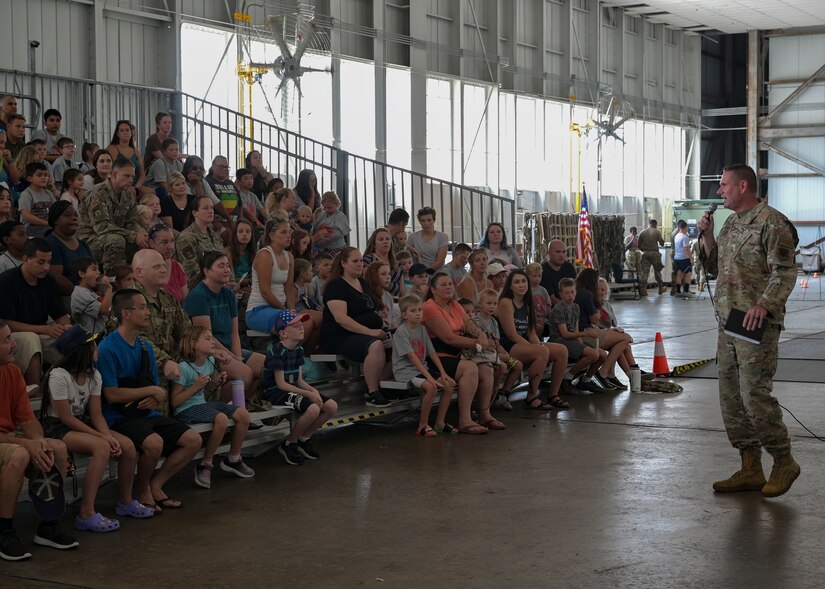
[45,200,93,296]
[422,272,501,433]
[457,249,493,305]
[362,227,405,296]
[321,247,394,408]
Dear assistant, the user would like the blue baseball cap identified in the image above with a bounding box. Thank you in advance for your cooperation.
[52,326,98,357]
[273,311,310,333]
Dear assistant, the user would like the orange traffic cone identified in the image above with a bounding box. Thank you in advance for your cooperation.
[652,332,670,376]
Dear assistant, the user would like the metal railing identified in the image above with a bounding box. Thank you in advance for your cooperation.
[1,69,515,250]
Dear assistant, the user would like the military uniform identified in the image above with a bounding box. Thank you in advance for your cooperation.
[133,281,191,372]
[623,232,642,277]
[77,181,142,271]
[174,223,224,289]
[637,226,664,292]
[700,200,797,457]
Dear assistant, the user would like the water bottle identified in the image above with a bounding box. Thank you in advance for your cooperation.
[630,367,642,393]
[231,379,246,407]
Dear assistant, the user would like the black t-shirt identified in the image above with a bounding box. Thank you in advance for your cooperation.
[159,193,195,233]
[0,267,67,325]
[540,261,577,300]
[320,277,383,350]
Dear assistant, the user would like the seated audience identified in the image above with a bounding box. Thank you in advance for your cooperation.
[457,249,493,305]
[479,222,521,268]
[45,201,94,296]
[263,312,338,465]
[396,249,414,293]
[77,157,145,272]
[174,195,224,288]
[43,326,155,533]
[31,109,64,163]
[422,272,493,434]
[235,168,266,229]
[58,168,85,211]
[69,257,112,334]
[596,278,645,387]
[294,168,320,210]
[408,206,448,270]
[245,150,274,200]
[265,186,298,220]
[440,242,470,289]
[308,252,333,306]
[143,112,174,172]
[171,325,255,487]
[97,289,201,512]
[526,262,552,337]
[540,239,577,305]
[148,223,188,303]
[0,319,78,561]
[497,270,569,410]
[0,238,71,385]
[206,156,238,217]
[363,228,405,296]
[144,138,182,197]
[409,263,433,300]
[289,229,312,263]
[139,193,162,227]
[19,162,55,238]
[107,120,145,192]
[294,205,314,233]
[385,208,410,240]
[0,220,26,272]
[320,247,393,407]
[312,191,350,256]
[293,258,323,330]
[50,137,79,192]
[473,288,523,411]
[5,114,27,160]
[487,262,508,294]
[158,171,193,234]
[183,156,231,226]
[79,142,99,173]
[183,251,265,400]
[82,150,113,191]
[0,185,11,224]
[364,260,401,330]
[0,131,20,189]
[392,294,456,438]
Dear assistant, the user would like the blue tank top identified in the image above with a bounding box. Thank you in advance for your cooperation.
[500,299,529,352]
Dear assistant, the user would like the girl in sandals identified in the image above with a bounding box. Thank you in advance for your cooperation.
[497,270,570,410]
[43,326,155,533]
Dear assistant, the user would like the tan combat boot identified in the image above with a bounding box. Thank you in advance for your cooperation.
[658,284,666,294]
[712,449,766,493]
[762,453,801,498]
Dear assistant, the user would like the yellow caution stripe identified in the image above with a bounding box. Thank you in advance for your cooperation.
[668,358,715,376]
[321,410,388,429]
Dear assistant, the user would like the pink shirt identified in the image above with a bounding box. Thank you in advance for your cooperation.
[163,258,187,303]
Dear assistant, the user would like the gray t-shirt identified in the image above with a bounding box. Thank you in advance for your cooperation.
[391,322,436,383]
[31,129,64,156]
[313,209,350,251]
[0,251,22,273]
[50,158,77,190]
[145,158,183,186]
[408,231,448,268]
[484,246,522,268]
[474,314,500,342]
[18,187,55,238]
[440,262,467,289]
[548,301,580,341]
[71,285,106,334]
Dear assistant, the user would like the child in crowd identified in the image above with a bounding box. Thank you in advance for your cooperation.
[145,138,182,197]
[70,257,113,334]
[487,262,507,294]
[391,295,456,437]
[393,230,420,264]
[44,326,155,533]
[475,288,522,411]
[80,142,100,172]
[135,204,154,230]
[442,243,471,289]
[526,262,552,338]
[312,191,350,256]
[547,278,605,394]
[295,205,314,233]
[294,258,322,313]
[458,297,476,318]
[396,250,414,294]
[110,264,135,291]
[171,325,255,488]
[226,218,257,290]
[235,167,266,229]
[262,312,338,465]
[59,169,85,211]
[31,108,64,162]
[139,193,162,227]
[30,139,49,164]
[409,263,433,300]
[18,162,55,238]
[308,252,333,306]
[289,229,312,263]
[0,220,26,272]
[0,185,12,224]
[50,137,77,191]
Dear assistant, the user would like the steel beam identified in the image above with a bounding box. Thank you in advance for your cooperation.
[759,125,825,140]
[761,61,825,126]
[762,142,825,177]
[746,31,759,179]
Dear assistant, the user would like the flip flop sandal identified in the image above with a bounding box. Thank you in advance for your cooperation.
[548,396,571,409]
[458,424,489,435]
[116,499,156,519]
[415,425,438,438]
[434,423,459,435]
[480,419,507,431]
[525,397,553,410]
[74,512,120,533]
[156,497,183,509]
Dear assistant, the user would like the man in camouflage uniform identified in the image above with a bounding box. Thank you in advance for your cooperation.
[132,249,188,386]
[698,164,800,498]
[77,157,147,272]
[175,195,224,289]
[637,219,665,296]
[623,226,642,277]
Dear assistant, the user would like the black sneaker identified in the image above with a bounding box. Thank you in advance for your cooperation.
[278,441,304,466]
[607,376,629,391]
[575,379,605,394]
[594,373,618,390]
[33,522,79,550]
[364,391,391,408]
[296,439,320,460]
[0,531,31,561]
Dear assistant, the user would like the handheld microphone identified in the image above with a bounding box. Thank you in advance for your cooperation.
[698,202,717,239]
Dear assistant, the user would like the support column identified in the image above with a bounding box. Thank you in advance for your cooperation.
[746,30,760,188]
[330,1,343,151]
[374,0,387,164]
[410,1,427,175]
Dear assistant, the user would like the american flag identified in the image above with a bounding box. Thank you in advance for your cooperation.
[576,185,594,269]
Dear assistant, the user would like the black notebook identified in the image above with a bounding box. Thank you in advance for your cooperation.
[723,308,767,344]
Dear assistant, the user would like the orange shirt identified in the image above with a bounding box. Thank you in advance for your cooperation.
[422,298,467,357]
[0,363,35,433]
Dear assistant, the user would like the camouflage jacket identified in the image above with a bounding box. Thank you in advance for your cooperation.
[133,281,191,368]
[77,181,141,243]
[700,200,797,327]
[174,223,224,288]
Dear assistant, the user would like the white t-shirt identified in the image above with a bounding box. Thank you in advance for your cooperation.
[46,367,102,419]
[674,232,691,260]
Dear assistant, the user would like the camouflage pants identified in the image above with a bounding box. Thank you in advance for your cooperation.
[639,250,663,287]
[717,324,790,457]
[625,250,642,276]
[87,233,138,273]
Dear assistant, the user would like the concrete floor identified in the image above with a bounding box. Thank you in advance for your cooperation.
[6,279,825,589]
